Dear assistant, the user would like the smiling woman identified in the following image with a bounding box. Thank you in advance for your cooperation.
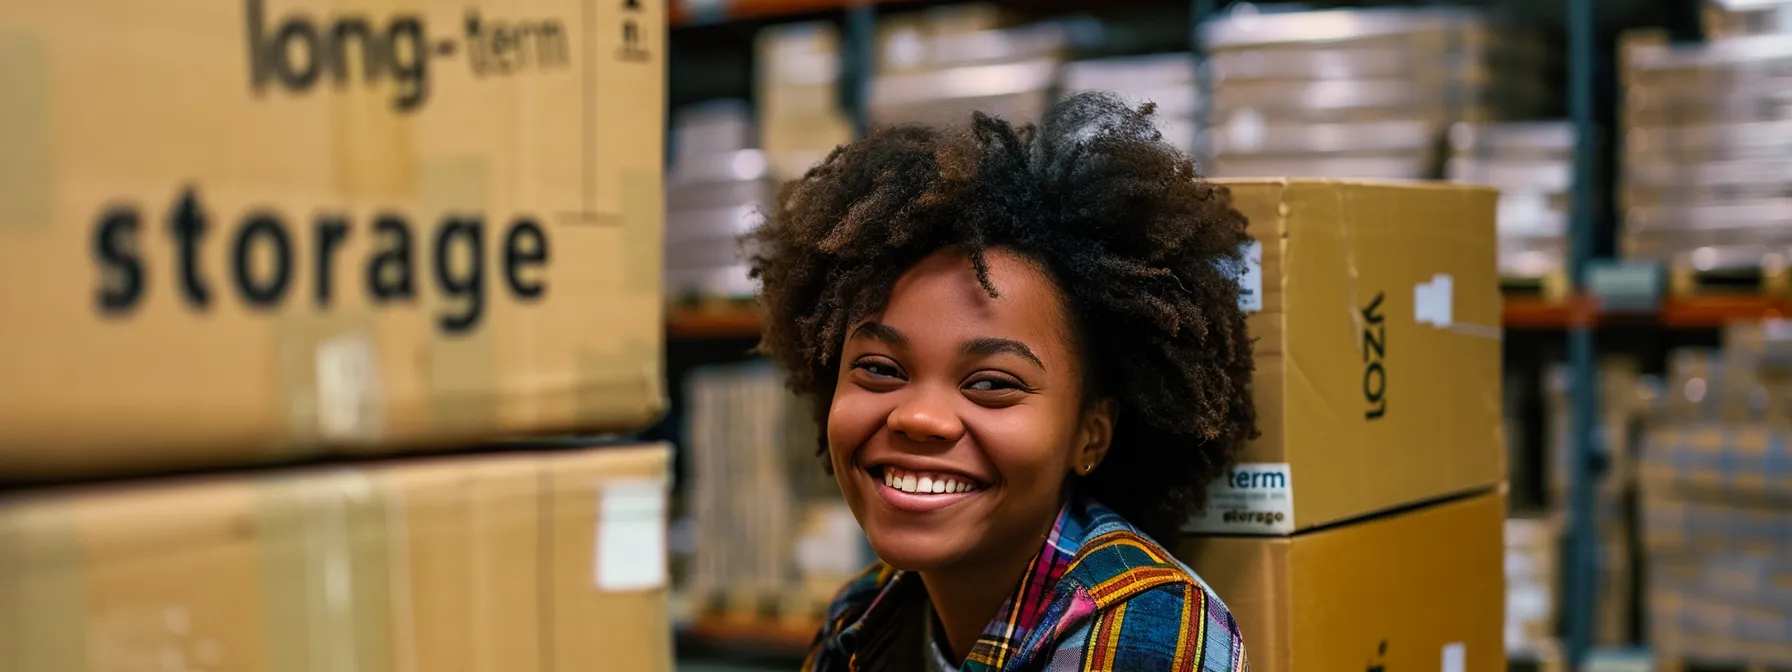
[747,92,1257,672]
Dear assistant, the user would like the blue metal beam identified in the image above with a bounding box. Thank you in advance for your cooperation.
[1191,0,1217,161]
[844,2,875,140]
[1564,0,1601,665]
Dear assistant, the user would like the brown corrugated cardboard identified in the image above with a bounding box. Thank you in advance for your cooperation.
[1187,179,1503,535]
[0,443,673,672]
[1177,492,1507,672]
[0,0,666,477]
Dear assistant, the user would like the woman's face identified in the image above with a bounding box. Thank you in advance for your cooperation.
[828,247,1110,572]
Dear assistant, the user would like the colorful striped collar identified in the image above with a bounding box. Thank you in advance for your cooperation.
[807,497,1204,671]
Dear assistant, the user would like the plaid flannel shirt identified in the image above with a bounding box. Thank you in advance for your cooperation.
[802,497,1249,672]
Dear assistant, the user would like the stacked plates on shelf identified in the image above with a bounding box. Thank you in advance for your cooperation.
[1199,7,1554,179]
[1448,122,1575,281]
[665,100,770,302]
[1620,32,1792,269]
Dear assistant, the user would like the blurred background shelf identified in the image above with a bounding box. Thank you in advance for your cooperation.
[677,296,1792,335]
[672,0,908,25]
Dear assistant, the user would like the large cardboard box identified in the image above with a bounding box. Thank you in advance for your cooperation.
[1177,492,1507,672]
[1187,179,1503,534]
[0,443,673,672]
[0,0,666,477]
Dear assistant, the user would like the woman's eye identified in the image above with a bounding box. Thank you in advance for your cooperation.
[852,360,903,379]
[965,377,1021,392]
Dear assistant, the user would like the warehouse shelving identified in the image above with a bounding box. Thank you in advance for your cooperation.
[679,295,1792,338]
[671,0,907,25]
[665,0,1719,666]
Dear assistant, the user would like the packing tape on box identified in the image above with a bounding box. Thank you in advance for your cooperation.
[418,157,499,434]
[0,32,53,232]
[0,500,92,669]
[257,471,398,672]
[623,170,664,296]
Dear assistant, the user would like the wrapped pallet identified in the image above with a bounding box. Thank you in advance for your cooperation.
[1198,7,1554,179]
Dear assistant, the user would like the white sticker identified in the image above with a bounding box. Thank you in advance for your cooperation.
[595,479,669,592]
[315,333,384,442]
[1415,273,1454,328]
[1237,240,1263,313]
[1764,318,1792,342]
[1442,642,1466,672]
[1184,462,1294,535]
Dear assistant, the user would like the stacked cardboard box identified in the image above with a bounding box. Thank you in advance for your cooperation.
[870,5,1067,127]
[665,101,771,302]
[1641,425,1792,665]
[1506,516,1562,657]
[0,0,667,476]
[0,1,673,669]
[1638,321,1792,665]
[1176,180,1506,672]
[0,444,673,672]
[1448,122,1576,288]
[757,22,855,182]
[1619,31,1792,272]
[683,362,866,625]
[1198,8,1554,179]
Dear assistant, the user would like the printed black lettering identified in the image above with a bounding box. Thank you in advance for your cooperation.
[387,17,428,110]
[464,10,487,74]
[315,216,351,306]
[326,17,378,83]
[1361,291,1388,420]
[168,188,212,309]
[273,19,323,88]
[504,218,548,299]
[367,214,416,302]
[90,188,551,336]
[94,207,145,315]
[233,212,294,309]
[248,0,568,111]
[433,216,485,334]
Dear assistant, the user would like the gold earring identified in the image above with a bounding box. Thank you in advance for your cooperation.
[1084,463,1095,474]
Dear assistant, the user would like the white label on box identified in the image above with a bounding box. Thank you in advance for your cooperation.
[595,478,669,592]
[1442,642,1466,672]
[1415,273,1454,328]
[1237,240,1263,313]
[1183,462,1294,535]
[315,333,384,442]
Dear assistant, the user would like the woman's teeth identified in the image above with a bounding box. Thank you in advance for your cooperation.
[881,466,978,494]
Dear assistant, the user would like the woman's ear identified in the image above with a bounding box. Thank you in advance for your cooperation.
[1073,399,1117,476]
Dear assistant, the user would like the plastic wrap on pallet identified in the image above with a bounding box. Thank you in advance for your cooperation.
[1197,6,1553,181]
[1704,0,1792,38]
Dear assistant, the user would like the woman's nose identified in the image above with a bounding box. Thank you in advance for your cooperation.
[887,390,964,444]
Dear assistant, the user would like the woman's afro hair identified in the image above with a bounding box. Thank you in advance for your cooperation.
[747,91,1258,542]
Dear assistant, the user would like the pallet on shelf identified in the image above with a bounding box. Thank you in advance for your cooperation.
[1666,251,1792,299]
[1503,269,1572,302]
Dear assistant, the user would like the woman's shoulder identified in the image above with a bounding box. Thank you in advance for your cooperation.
[1052,502,1249,671]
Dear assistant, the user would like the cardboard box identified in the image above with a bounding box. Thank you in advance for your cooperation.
[0,0,666,477]
[1177,492,1507,672]
[1187,179,1502,535]
[1505,516,1561,654]
[0,443,673,672]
